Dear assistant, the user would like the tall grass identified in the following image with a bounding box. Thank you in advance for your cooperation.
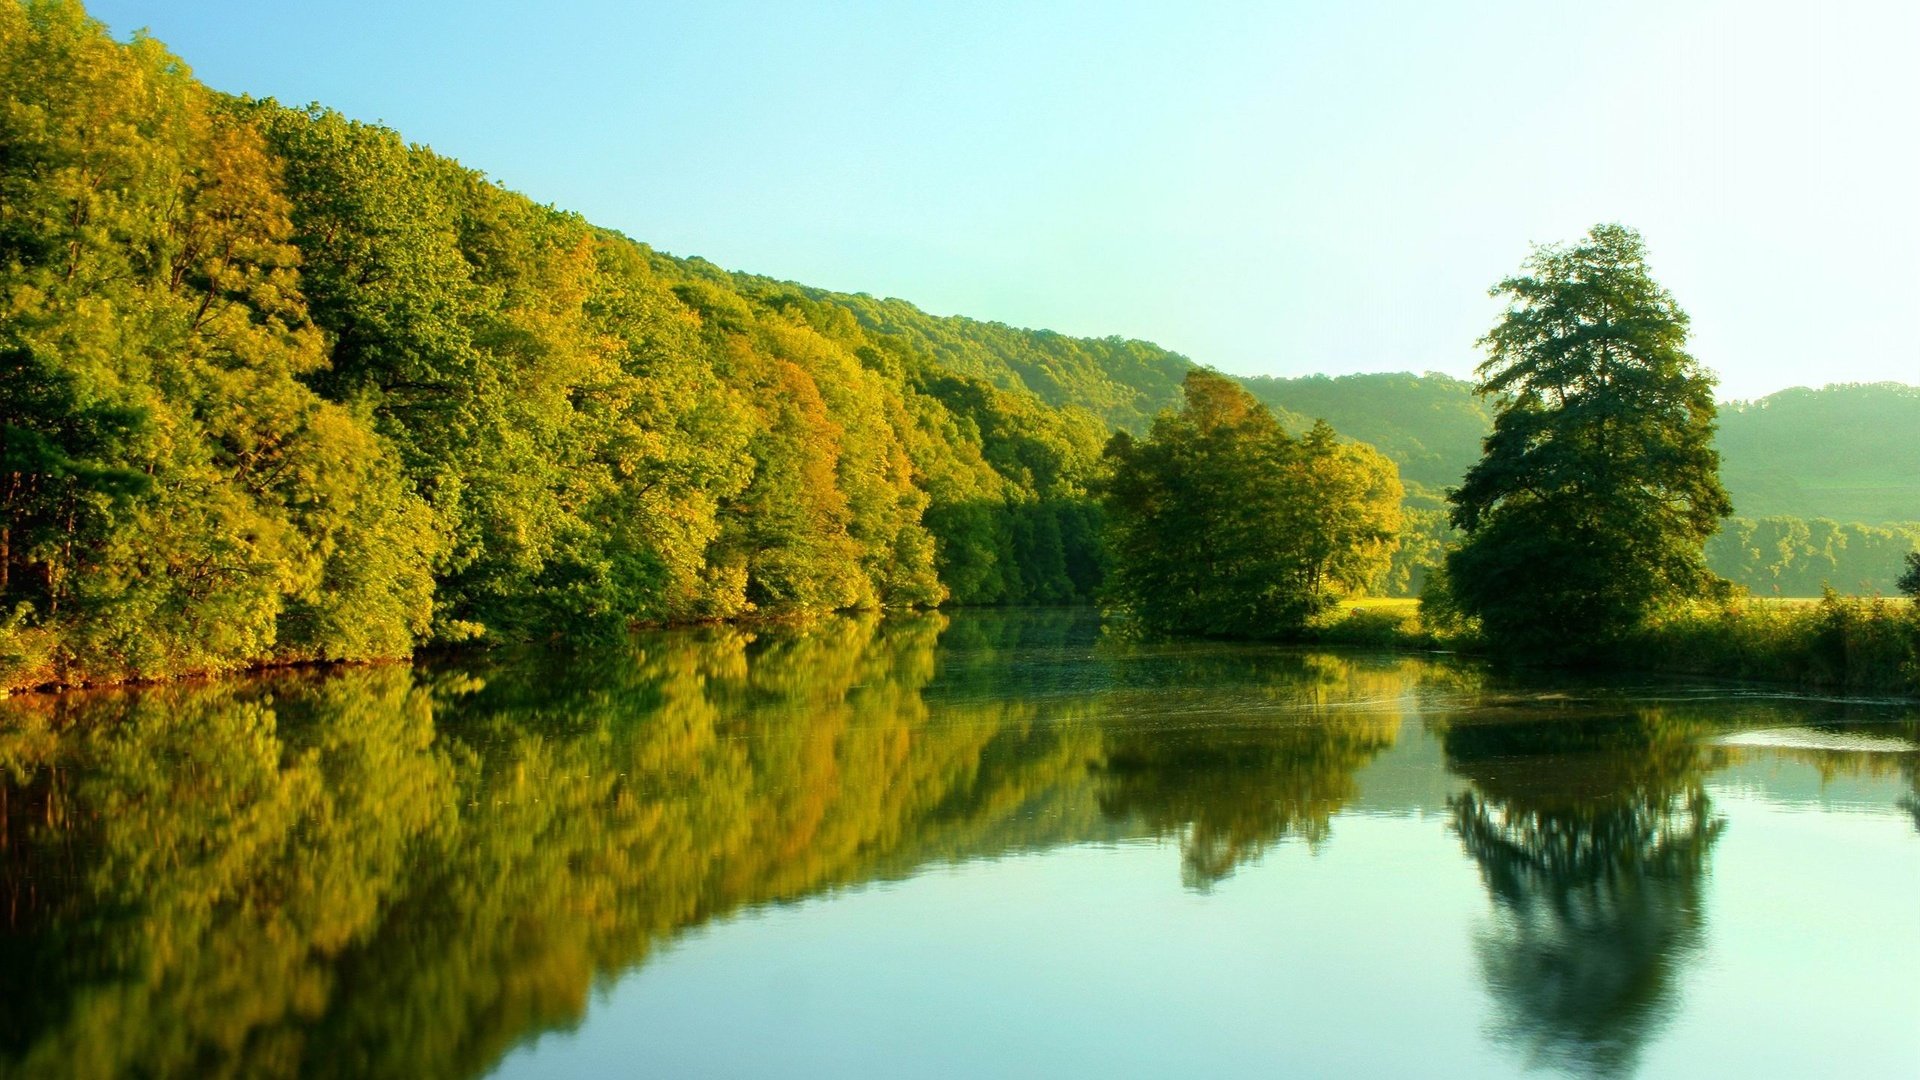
[1620,594,1918,695]
[1317,593,1919,696]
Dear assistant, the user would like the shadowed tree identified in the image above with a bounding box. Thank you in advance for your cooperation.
[1443,225,1732,659]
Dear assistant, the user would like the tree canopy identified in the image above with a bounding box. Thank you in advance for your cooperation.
[1441,224,1732,655]
[1099,370,1401,638]
[0,1,1118,689]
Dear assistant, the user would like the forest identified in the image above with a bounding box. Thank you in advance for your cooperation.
[0,2,1129,689]
[1,1,1915,693]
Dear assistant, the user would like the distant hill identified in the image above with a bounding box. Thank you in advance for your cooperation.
[1717,383,1920,524]
[748,288,1493,497]
[779,285,1196,433]
[1227,374,1917,527]
[709,281,1914,595]
[1237,372,1490,498]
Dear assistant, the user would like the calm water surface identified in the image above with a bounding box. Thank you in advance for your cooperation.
[2,610,1915,1078]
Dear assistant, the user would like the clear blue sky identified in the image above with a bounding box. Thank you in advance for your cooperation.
[87,0,1918,399]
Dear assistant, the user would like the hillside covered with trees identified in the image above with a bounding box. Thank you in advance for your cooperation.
[1228,373,1919,529]
[0,2,1130,688]
[1717,383,1920,524]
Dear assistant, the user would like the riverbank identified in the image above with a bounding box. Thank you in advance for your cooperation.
[1312,595,1920,697]
[0,605,914,698]
[10,595,1916,700]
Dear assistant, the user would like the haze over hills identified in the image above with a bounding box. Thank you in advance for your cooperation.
[1717,384,1920,525]
[776,282,1918,527]
[750,282,1918,595]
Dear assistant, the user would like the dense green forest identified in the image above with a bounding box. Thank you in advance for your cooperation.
[0,3,1913,693]
[1099,371,1401,638]
[0,2,1126,689]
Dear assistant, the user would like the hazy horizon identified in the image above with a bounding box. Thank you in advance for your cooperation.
[86,0,1919,400]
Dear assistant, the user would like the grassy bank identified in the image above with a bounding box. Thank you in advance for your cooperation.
[1315,595,1920,696]
[1619,595,1917,695]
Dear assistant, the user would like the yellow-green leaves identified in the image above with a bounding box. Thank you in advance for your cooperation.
[1099,371,1402,639]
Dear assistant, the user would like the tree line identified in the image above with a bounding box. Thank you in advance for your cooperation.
[1706,517,1920,597]
[0,1,1117,688]
[3,3,1913,688]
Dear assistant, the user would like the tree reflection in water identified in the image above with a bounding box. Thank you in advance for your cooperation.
[0,615,1445,1077]
[0,615,1112,1079]
[1442,709,1725,1079]
[15,616,1899,1079]
[1094,653,1410,889]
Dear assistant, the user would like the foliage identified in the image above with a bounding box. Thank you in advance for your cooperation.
[9,4,1909,693]
[1706,516,1920,597]
[1099,371,1402,638]
[1443,224,1732,658]
[1238,370,1492,496]
[793,287,1195,433]
[1240,375,1920,536]
[1306,600,1438,649]
[1899,551,1920,598]
[0,0,439,687]
[1618,594,1919,695]
[0,1,1118,689]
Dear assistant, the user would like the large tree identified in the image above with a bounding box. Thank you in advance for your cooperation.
[1100,370,1401,638]
[1442,224,1731,656]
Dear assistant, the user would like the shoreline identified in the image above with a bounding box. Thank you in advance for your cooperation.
[9,598,1914,703]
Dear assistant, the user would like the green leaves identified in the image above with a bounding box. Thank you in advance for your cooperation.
[1,3,438,683]
[1444,224,1732,657]
[1099,371,1402,638]
[5,1,1312,688]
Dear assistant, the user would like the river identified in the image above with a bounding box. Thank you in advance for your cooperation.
[1,609,1915,1078]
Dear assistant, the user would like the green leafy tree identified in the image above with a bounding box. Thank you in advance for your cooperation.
[1443,225,1732,656]
[0,1,438,685]
[1898,550,1920,598]
[1100,371,1401,637]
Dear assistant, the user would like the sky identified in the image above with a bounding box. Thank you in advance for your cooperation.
[85,0,1919,400]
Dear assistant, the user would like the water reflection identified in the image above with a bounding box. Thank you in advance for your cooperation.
[0,614,1913,1079]
[1095,653,1409,889]
[0,615,1117,1078]
[1440,710,1726,1078]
